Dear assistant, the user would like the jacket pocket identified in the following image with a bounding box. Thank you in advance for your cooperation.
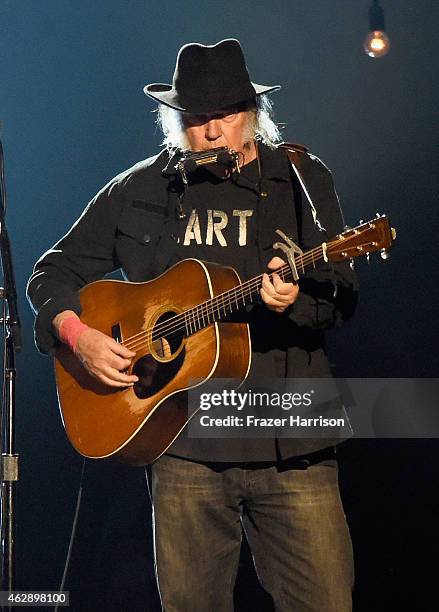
[115,207,166,281]
[117,206,164,247]
[131,199,168,217]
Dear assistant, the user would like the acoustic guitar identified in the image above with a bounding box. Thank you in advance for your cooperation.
[54,215,395,465]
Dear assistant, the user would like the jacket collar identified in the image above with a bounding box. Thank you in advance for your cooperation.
[256,142,291,182]
[161,149,182,176]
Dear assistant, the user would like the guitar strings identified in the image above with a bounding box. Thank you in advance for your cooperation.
[120,230,376,355]
[122,252,313,351]
[121,242,351,355]
[121,242,330,353]
[122,266,292,354]
[121,239,361,353]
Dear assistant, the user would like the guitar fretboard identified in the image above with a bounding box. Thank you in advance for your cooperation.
[158,242,328,340]
[119,215,391,352]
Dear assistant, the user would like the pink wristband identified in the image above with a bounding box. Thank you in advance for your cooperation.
[58,316,89,352]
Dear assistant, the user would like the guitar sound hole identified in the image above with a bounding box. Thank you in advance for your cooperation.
[151,310,183,358]
[132,310,185,399]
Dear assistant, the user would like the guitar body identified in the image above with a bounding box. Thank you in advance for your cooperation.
[53,216,395,466]
[54,259,251,465]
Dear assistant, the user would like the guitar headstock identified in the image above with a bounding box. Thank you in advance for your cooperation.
[328,214,396,262]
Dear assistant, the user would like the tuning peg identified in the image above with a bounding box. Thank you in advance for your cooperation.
[344,224,352,231]
[366,252,370,264]
[380,248,390,260]
[376,212,381,218]
[359,219,364,225]
[349,259,355,270]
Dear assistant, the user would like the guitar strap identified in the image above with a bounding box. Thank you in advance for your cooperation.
[280,143,326,233]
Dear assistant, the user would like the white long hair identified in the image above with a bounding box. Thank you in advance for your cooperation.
[156,95,282,151]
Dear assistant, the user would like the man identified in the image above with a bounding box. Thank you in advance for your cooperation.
[27,39,357,611]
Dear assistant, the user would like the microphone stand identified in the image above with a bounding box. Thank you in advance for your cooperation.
[0,135,21,597]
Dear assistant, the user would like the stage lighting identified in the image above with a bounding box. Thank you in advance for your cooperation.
[364,1,390,58]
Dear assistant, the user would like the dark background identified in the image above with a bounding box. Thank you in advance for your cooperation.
[1,1,438,610]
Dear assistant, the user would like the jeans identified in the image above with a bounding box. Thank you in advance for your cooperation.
[149,453,354,612]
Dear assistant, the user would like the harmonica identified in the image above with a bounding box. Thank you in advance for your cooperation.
[176,147,240,184]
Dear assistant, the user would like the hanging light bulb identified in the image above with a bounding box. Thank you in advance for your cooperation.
[364,30,390,57]
[364,1,390,58]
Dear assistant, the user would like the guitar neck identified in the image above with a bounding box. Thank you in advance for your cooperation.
[125,214,392,346]
[182,243,327,336]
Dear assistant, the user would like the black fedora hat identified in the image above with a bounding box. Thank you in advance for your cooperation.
[143,38,280,114]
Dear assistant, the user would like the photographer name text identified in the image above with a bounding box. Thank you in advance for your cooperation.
[198,414,345,428]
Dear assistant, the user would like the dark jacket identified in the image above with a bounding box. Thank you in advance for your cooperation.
[27,143,358,461]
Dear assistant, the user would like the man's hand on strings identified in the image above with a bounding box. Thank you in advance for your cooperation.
[53,311,138,388]
[260,257,299,314]
[74,328,139,388]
